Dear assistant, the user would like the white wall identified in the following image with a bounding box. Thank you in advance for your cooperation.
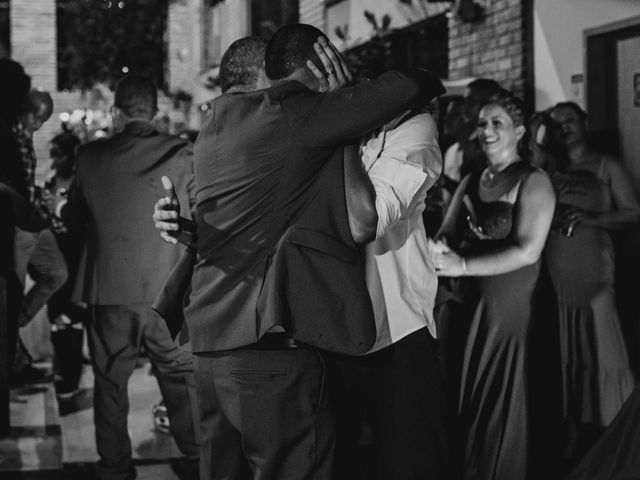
[534,0,640,110]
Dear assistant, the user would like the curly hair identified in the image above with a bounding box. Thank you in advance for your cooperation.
[485,88,526,127]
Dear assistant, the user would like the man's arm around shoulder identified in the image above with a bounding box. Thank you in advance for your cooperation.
[287,70,446,148]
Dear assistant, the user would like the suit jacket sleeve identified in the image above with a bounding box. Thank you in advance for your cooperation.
[284,69,445,148]
[175,143,197,217]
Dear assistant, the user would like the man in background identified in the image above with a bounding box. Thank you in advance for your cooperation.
[12,90,68,384]
[61,75,199,480]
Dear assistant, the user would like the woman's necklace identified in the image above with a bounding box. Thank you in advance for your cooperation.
[479,159,529,202]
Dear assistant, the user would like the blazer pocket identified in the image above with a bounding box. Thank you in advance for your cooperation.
[285,227,357,263]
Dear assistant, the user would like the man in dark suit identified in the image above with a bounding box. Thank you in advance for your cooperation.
[61,75,199,480]
[156,24,444,479]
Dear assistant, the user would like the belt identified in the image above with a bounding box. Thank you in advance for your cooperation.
[245,333,299,350]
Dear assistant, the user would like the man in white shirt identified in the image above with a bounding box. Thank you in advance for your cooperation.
[329,108,449,480]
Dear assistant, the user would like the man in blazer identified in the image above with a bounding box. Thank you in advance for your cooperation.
[154,25,444,479]
[61,75,199,480]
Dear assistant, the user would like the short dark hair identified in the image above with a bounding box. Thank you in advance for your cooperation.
[264,23,328,80]
[24,90,54,121]
[219,36,267,93]
[51,131,81,160]
[114,75,158,118]
[0,59,31,122]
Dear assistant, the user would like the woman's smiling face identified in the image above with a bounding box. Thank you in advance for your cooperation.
[477,103,524,163]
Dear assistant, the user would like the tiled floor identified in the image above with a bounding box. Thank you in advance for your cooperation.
[1,358,183,479]
[60,360,182,464]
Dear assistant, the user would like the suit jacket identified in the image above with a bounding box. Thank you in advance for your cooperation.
[63,120,195,305]
[185,70,445,354]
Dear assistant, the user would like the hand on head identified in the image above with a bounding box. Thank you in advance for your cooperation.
[306,36,354,93]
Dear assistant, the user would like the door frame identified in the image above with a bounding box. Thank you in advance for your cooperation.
[584,15,640,156]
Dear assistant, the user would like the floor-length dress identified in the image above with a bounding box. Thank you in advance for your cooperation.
[545,160,635,427]
[566,384,640,480]
[458,163,539,480]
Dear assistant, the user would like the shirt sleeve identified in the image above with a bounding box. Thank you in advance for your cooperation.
[364,113,442,238]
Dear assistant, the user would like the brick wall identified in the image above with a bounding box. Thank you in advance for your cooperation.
[10,0,57,91]
[300,0,326,30]
[448,0,526,98]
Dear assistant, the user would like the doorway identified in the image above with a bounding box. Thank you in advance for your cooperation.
[586,16,640,185]
[586,16,640,375]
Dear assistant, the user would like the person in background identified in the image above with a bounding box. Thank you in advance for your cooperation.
[430,80,501,443]
[0,58,36,384]
[41,131,86,399]
[12,90,69,383]
[431,89,555,480]
[544,101,639,462]
[59,75,200,480]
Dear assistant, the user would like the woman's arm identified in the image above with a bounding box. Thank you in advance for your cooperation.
[575,157,640,230]
[433,170,556,277]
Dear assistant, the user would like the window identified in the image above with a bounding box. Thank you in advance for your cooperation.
[0,1,9,57]
[56,0,168,90]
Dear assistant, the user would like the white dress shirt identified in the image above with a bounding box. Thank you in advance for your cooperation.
[360,112,442,353]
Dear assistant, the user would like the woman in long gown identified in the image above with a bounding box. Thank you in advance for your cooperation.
[545,102,639,458]
[431,89,556,480]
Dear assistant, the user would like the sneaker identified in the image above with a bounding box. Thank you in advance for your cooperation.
[151,401,170,434]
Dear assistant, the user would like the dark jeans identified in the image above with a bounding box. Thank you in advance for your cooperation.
[87,304,200,480]
[328,327,451,480]
[194,347,334,480]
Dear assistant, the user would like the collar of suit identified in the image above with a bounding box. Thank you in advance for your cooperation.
[123,119,157,137]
